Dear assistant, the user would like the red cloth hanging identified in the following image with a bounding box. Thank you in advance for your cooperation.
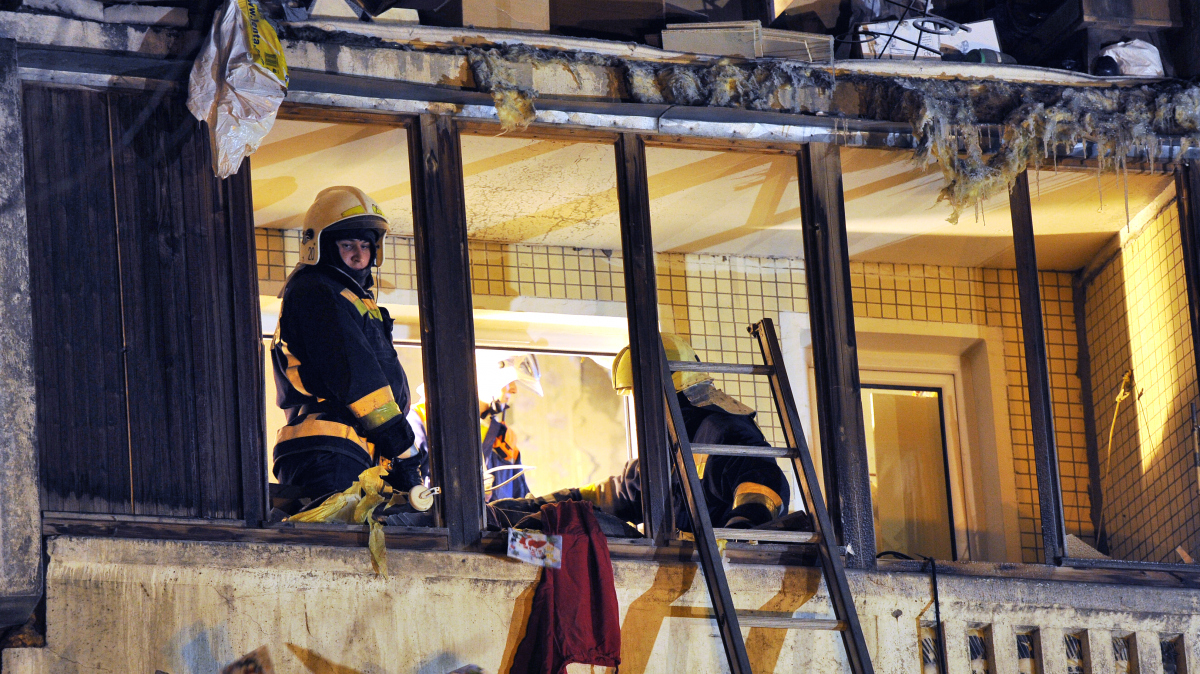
[510,501,622,674]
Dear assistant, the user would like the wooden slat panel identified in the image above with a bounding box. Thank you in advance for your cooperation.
[23,84,132,514]
[109,90,203,517]
[109,89,252,519]
[224,159,265,525]
[174,103,241,520]
[26,85,257,520]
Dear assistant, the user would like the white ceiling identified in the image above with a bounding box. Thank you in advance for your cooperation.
[252,119,1175,271]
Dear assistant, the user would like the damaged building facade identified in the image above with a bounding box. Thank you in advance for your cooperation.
[4,0,1200,671]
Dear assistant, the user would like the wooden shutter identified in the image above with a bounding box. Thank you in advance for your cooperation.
[24,83,263,520]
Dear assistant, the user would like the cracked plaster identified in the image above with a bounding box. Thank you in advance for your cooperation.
[0,37,42,631]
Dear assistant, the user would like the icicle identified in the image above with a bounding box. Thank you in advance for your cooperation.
[1121,156,1131,229]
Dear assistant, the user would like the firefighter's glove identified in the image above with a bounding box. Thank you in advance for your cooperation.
[367,419,416,462]
[721,502,774,529]
[383,447,426,493]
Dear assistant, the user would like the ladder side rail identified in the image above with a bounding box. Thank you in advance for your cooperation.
[752,318,876,674]
[751,318,823,518]
[659,344,754,674]
[668,360,773,375]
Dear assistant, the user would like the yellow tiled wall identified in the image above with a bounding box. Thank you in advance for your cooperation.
[1082,201,1199,563]
[470,240,627,303]
[256,232,1090,563]
[848,264,1090,562]
[655,252,809,449]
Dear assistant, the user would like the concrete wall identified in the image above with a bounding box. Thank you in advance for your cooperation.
[4,536,1200,674]
[0,36,43,630]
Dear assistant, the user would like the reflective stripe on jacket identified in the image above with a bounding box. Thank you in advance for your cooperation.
[270,265,411,472]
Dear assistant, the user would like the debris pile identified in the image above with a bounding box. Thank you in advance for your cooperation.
[624,59,833,110]
[451,43,833,131]
[853,77,1200,221]
[446,42,1200,219]
[277,26,1200,219]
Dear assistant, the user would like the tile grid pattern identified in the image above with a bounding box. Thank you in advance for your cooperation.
[255,230,418,294]
[851,263,1091,563]
[257,233,1090,562]
[469,241,627,303]
[1083,202,1200,563]
[655,252,809,448]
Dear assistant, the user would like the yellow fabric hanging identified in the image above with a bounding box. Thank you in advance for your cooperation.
[286,466,391,577]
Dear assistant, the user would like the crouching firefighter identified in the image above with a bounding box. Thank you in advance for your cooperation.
[270,186,427,505]
[489,333,791,532]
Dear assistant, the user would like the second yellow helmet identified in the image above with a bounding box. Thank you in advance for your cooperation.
[611,333,712,395]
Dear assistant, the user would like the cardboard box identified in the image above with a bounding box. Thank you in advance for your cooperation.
[662,20,834,64]
[463,0,550,31]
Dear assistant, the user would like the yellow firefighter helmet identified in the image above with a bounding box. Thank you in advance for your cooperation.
[611,333,712,395]
[298,186,390,267]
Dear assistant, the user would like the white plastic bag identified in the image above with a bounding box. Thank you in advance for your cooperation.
[187,0,289,178]
[1099,39,1164,78]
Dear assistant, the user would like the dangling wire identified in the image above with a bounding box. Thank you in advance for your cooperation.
[484,464,537,493]
[1095,370,1134,547]
[878,550,948,674]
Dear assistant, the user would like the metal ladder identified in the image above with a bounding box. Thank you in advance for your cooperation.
[659,317,875,674]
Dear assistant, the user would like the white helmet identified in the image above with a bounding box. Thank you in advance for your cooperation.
[299,186,389,267]
[477,353,543,400]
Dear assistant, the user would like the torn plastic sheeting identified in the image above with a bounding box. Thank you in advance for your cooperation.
[188,0,289,179]
[1100,39,1165,78]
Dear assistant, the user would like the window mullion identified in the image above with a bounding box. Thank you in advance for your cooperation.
[615,132,673,544]
[1009,170,1067,564]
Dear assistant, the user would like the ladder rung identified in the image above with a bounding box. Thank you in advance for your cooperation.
[737,615,846,631]
[691,443,797,458]
[713,528,820,544]
[668,360,773,375]
[683,610,847,631]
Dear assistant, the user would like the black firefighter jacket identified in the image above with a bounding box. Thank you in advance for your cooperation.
[270,264,412,473]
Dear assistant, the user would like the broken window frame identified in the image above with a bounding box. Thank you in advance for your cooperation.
[28,53,1200,576]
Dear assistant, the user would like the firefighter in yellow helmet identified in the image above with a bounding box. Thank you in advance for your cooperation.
[488,334,789,533]
[270,187,423,503]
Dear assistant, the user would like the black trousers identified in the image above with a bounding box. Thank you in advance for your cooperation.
[274,449,370,500]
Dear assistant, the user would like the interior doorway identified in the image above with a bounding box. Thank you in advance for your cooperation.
[862,385,956,561]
